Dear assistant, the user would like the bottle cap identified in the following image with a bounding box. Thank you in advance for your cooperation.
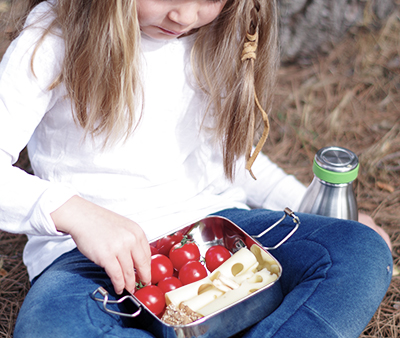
[313,146,359,184]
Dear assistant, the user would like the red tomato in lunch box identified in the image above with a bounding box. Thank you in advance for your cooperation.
[169,240,201,271]
[157,276,183,293]
[135,285,165,317]
[156,231,184,256]
[151,254,174,285]
[150,245,159,256]
[179,261,208,285]
[205,245,231,272]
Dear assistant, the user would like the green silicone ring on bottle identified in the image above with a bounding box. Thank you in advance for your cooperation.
[313,160,359,184]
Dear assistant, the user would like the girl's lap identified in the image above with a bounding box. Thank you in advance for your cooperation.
[14,248,155,338]
[214,208,393,337]
[14,208,392,338]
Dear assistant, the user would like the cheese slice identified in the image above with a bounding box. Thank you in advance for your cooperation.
[164,245,280,320]
[182,288,224,312]
[166,278,214,307]
[230,262,258,285]
[250,245,281,274]
[165,248,258,308]
[196,268,278,317]
[209,247,258,280]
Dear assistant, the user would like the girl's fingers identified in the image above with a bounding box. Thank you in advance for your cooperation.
[104,257,126,295]
[51,196,152,293]
[127,224,152,287]
[117,253,137,294]
[109,231,151,294]
[132,242,152,287]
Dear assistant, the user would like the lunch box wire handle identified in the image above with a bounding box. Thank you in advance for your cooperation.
[252,207,300,250]
[91,286,142,318]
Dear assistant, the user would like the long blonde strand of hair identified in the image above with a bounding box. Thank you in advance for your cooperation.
[59,0,142,144]
[9,0,142,146]
[10,0,278,179]
[192,0,279,181]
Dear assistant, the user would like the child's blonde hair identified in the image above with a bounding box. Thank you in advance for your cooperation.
[11,0,279,181]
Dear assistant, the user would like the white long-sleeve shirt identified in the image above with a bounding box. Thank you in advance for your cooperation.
[0,1,306,280]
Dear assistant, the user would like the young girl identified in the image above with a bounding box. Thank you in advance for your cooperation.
[0,0,392,337]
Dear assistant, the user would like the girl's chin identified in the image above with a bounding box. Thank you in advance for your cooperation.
[140,27,184,40]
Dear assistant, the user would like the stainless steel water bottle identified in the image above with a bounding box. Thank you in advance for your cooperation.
[298,146,359,221]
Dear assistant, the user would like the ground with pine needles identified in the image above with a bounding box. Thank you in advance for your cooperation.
[0,1,399,337]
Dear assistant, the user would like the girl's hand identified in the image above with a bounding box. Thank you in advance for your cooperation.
[51,195,151,295]
[358,212,392,252]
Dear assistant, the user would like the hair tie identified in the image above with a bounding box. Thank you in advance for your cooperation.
[241,30,270,179]
[245,92,270,180]
[241,31,258,62]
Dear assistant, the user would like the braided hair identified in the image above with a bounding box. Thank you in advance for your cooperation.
[10,0,279,181]
[192,0,279,180]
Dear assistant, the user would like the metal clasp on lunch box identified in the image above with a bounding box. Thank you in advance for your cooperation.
[253,207,300,250]
[91,286,142,318]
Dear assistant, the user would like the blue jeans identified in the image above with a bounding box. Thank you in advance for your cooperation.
[14,209,392,338]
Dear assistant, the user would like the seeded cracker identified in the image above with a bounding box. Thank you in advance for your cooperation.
[161,303,203,325]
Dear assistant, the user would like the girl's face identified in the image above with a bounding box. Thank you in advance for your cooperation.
[136,0,228,40]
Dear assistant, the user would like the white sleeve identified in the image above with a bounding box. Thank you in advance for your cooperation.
[238,152,307,211]
[0,4,78,236]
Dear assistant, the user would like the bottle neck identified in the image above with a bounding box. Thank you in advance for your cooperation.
[313,175,355,188]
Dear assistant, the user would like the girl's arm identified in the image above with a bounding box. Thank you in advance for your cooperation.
[0,4,76,238]
[51,196,151,294]
[0,3,151,292]
[238,151,307,211]
[0,7,73,238]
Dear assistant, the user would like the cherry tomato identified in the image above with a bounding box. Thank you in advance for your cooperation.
[150,245,159,256]
[157,276,183,293]
[151,254,174,285]
[205,245,231,272]
[134,285,165,316]
[169,240,201,271]
[179,261,208,285]
[156,231,184,256]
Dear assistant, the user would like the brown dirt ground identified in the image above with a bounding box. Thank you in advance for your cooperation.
[1,2,400,338]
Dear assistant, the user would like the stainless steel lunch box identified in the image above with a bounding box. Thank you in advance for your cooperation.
[91,208,300,338]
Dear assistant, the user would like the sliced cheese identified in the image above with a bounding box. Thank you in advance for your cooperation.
[230,263,258,285]
[269,264,280,275]
[166,247,260,307]
[164,245,281,321]
[196,268,278,317]
[182,287,224,312]
[250,244,281,274]
[218,274,239,290]
[212,278,233,292]
[166,278,214,307]
[210,247,258,280]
